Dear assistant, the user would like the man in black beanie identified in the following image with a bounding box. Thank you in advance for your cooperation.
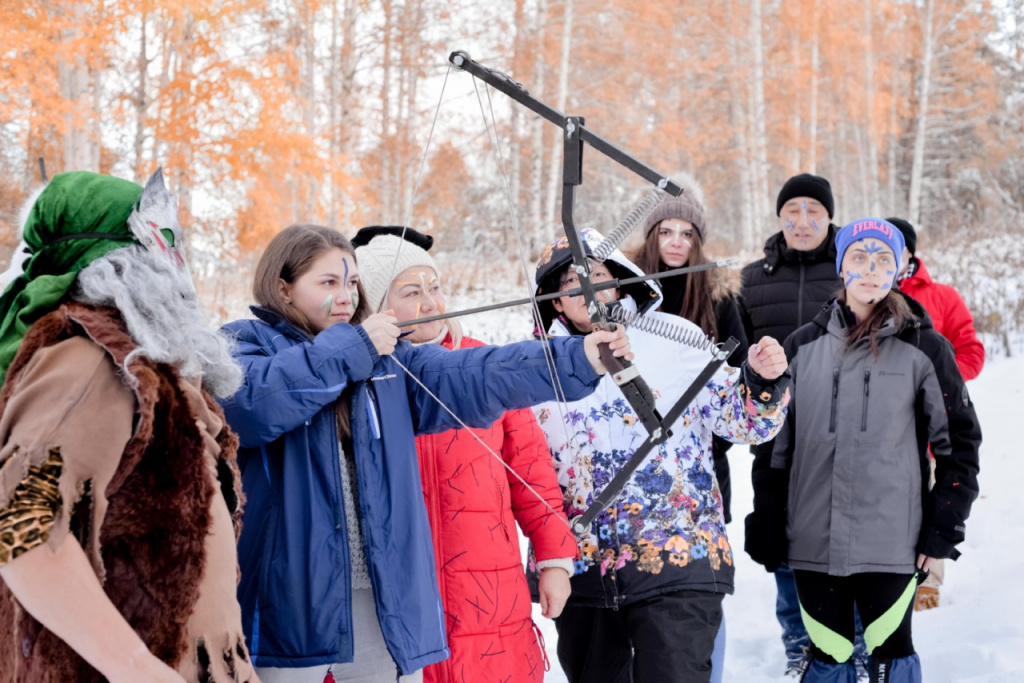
[739,172,847,678]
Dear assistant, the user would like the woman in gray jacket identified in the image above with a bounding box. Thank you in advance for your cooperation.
[747,218,981,683]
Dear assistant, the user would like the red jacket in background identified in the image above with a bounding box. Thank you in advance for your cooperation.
[417,334,577,683]
[899,256,986,381]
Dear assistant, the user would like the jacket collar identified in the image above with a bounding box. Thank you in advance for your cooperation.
[817,289,933,340]
[249,305,313,342]
[762,224,839,274]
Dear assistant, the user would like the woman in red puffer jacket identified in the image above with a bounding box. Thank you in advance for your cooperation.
[355,230,578,683]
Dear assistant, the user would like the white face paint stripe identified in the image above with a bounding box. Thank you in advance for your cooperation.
[320,294,334,321]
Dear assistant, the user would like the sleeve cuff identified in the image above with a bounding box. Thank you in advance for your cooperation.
[537,557,575,575]
[742,362,789,404]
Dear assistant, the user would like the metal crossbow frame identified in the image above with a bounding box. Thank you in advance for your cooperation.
[448,51,739,537]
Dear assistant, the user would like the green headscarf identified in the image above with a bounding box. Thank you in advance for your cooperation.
[0,171,143,386]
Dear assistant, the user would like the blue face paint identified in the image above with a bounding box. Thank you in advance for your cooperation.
[862,240,885,254]
[801,200,808,226]
[845,272,863,287]
[870,261,876,272]
[812,219,821,233]
[882,283,892,290]
[785,219,796,230]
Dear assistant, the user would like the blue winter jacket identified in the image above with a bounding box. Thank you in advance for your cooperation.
[219,307,600,673]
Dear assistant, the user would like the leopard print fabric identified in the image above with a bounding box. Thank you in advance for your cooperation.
[0,448,63,567]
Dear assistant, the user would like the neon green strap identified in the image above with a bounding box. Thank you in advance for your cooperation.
[863,574,919,653]
[800,604,855,663]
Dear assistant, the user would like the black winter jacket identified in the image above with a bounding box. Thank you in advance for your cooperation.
[738,226,842,344]
[711,295,748,523]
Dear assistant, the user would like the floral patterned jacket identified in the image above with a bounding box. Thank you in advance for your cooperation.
[529,305,789,607]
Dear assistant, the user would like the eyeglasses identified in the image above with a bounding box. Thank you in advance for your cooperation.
[559,268,615,292]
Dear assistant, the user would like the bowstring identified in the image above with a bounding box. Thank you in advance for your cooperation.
[471,78,588,477]
[390,355,571,528]
[382,62,453,310]
[379,59,574,522]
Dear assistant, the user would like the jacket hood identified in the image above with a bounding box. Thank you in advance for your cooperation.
[761,224,839,274]
[899,255,934,288]
[813,289,934,338]
[533,228,661,335]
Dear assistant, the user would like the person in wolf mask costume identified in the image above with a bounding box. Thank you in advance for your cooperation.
[0,169,258,682]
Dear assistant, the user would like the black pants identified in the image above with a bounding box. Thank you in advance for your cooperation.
[793,570,917,664]
[553,590,724,683]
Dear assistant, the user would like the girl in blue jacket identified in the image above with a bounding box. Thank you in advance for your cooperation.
[219,224,629,683]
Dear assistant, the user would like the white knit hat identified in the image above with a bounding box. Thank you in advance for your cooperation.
[354,234,439,313]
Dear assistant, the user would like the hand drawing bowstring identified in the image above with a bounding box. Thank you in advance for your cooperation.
[383,51,739,536]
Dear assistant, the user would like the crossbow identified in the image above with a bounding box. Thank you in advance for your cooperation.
[436,51,740,537]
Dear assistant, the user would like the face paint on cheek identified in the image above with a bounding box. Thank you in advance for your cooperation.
[812,219,820,233]
[320,295,334,321]
[351,289,360,310]
[845,271,863,288]
[785,220,796,230]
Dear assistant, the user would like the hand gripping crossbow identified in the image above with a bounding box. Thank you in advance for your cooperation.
[392,51,740,539]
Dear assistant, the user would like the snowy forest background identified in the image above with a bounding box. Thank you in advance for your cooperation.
[2,0,1023,354]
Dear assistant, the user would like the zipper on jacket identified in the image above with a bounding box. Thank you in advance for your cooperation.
[829,368,840,433]
[329,413,345,531]
[365,385,382,439]
[861,370,871,432]
[797,264,806,327]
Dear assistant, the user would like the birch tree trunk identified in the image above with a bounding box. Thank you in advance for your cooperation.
[887,52,900,213]
[303,1,317,218]
[728,0,756,249]
[790,32,802,173]
[169,10,196,250]
[544,0,573,242]
[528,0,548,247]
[508,0,528,229]
[908,0,935,227]
[57,2,99,172]
[133,9,148,181]
[328,0,340,226]
[379,0,394,220]
[864,0,881,215]
[749,0,771,224]
[808,6,819,174]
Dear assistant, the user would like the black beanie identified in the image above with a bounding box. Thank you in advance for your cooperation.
[776,173,834,218]
[885,217,917,255]
[351,225,434,251]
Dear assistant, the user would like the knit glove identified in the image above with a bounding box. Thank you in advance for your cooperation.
[744,466,790,573]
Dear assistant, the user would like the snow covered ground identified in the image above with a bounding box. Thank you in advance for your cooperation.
[527,353,1024,682]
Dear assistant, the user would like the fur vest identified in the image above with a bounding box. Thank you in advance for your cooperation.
[0,303,243,682]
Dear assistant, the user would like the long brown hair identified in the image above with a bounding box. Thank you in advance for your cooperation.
[634,222,718,338]
[253,224,369,438]
[838,290,914,357]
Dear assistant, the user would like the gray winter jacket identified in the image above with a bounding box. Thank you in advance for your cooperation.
[770,296,981,576]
